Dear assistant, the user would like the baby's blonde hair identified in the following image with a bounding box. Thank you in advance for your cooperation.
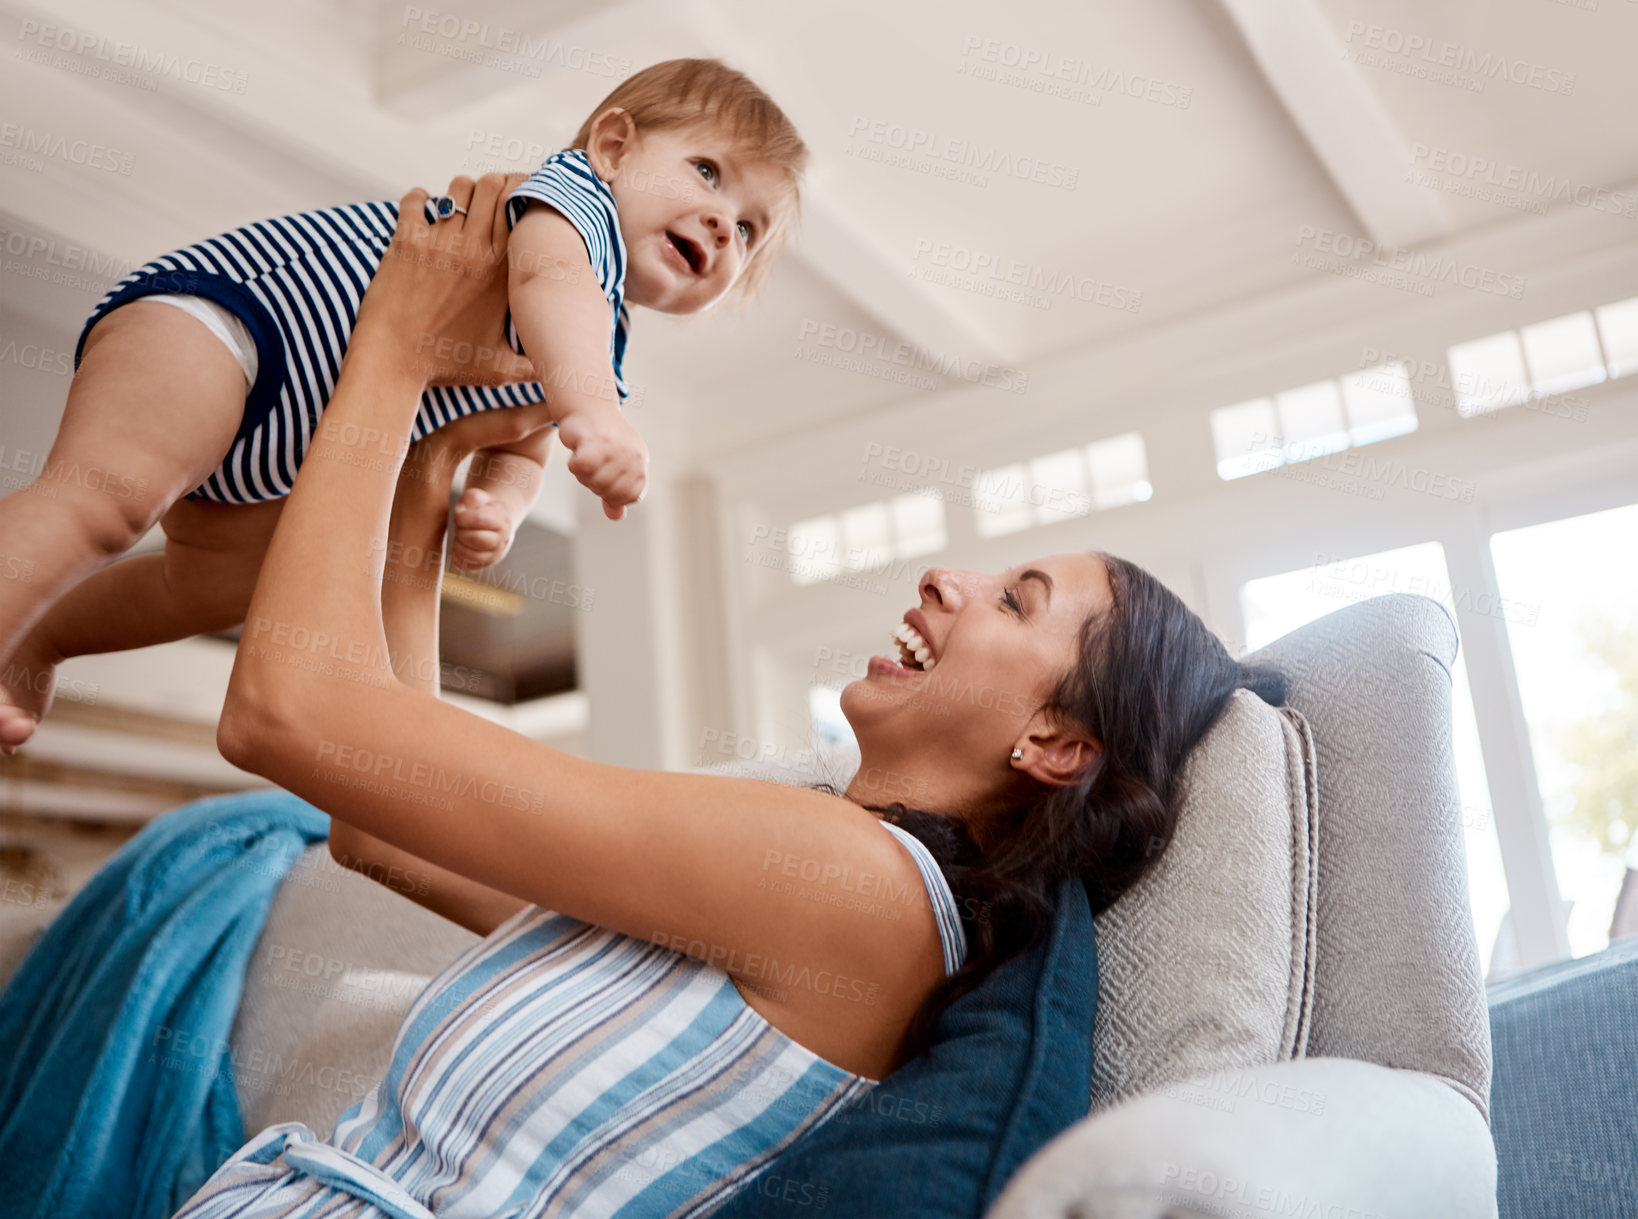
[572,58,808,300]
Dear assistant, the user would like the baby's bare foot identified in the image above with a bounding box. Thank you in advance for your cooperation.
[0,637,61,754]
[450,487,514,571]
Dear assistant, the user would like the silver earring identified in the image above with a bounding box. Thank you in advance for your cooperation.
[1011,748,1023,761]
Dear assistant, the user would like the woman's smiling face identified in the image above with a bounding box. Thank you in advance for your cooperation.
[840,554,1114,809]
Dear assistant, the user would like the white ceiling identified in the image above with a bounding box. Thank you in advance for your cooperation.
[4,0,1637,463]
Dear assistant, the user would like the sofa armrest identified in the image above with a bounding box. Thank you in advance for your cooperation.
[985,1058,1497,1219]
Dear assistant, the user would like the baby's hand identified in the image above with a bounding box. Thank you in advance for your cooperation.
[450,487,517,570]
[555,408,648,521]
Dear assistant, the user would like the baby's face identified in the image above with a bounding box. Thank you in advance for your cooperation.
[602,125,788,314]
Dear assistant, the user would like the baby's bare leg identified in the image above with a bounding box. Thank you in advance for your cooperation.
[0,301,247,740]
[0,499,283,749]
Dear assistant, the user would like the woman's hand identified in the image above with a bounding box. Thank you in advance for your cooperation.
[352,173,534,391]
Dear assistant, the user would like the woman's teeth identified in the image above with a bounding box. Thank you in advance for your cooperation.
[890,622,936,671]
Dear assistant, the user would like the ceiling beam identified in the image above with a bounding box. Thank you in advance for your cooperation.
[677,0,1011,365]
[373,0,669,119]
[792,188,1013,366]
[1216,0,1452,249]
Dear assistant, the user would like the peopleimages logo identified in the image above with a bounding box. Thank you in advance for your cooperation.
[398,7,631,78]
[1293,225,1526,299]
[844,116,1081,191]
[796,319,1029,394]
[1408,144,1638,218]
[910,239,1143,313]
[16,19,251,93]
[956,35,1193,110]
[0,123,134,174]
[1341,21,1576,96]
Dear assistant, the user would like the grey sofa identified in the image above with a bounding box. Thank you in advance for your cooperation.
[0,592,1502,1214]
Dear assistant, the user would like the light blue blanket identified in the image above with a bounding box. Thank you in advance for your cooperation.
[0,789,329,1218]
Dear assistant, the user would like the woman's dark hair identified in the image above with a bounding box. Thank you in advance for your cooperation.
[863,551,1288,1064]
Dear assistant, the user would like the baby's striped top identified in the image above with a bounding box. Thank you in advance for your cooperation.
[75,150,629,506]
[169,818,967,1218]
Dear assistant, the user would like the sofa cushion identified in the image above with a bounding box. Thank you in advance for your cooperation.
[709,876,1097,1219]
[1091,689,1318,1110]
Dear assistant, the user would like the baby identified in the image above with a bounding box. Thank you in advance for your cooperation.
[0,58,807,751]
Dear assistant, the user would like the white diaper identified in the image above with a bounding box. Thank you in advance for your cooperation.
[141,293,259,392]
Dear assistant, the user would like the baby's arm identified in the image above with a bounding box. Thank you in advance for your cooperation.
[451,426,551,570]
[508,203,648,520]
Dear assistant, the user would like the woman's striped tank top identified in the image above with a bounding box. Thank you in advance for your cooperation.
[169,819,967,1218]
[74,150,630,506]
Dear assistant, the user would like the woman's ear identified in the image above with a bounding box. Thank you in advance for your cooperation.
[584,108,638,180]
[1012,724,1102,789]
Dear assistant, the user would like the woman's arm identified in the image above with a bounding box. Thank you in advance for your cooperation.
[218,176,944,1067]
[325,426,531,937]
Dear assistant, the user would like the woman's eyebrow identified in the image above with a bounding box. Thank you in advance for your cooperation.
[1020,569,1054,605]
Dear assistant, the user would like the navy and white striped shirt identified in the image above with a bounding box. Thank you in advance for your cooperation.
[169,819,967,1218]
[75,150,630,505]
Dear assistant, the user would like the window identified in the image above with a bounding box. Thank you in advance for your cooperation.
[1449,297,1638,420]
[1240,543,1510,977]
[1340,363,1419,447]
[1448,331,1531,417]
[1029,449,1091,526]
[784,493,948,584]
[1491,501,1638,960]
[1086,433,1154,510]
[1212,364,1417,481]
[1273,380,1349,463]
[786,515,843,586]
[974,434,1151,537]
[891,491,947,557]
[1211,398,1280,481]
[840,503,893,571]
[1595,295,1638,378]
[1519,312,1605,396]
[809,683,851,746]
[973,463,1033,538]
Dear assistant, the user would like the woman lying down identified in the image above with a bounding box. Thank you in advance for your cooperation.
[173,174,1284,1218]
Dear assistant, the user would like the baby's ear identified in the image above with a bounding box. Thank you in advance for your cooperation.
[584,108,638,180]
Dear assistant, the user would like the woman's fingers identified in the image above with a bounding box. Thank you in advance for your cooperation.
[442,175,476,235]
[465,174,507,254]
[395,187,433,245]
[399,186,431,221]
[492,173,526,250]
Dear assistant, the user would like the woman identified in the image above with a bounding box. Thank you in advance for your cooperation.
[178,174,1284,1218]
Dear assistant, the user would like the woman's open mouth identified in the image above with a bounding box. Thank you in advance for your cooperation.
[890,618,936,671]
[665,230,703,274]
